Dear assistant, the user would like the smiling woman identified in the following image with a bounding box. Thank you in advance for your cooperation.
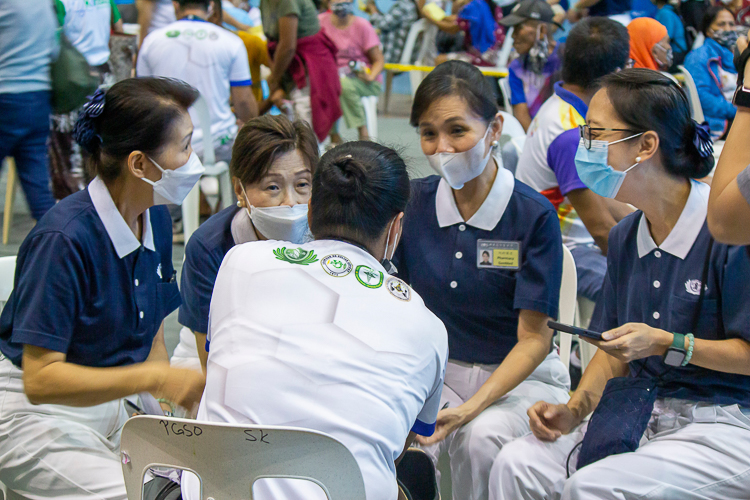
[171,114,319,373]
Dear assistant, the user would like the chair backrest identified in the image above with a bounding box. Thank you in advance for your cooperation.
[400,19,427,65]
[0,256,16,307]
[191,94,216,166]
[557,245,578,369]
[120,415,367,500]
[496,27,515,69]
[677,65,705,123]
[498,111,525,140]
[498,78,513,114]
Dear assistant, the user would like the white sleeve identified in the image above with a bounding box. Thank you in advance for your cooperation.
[412,347,447,436]
[228,38,252,86]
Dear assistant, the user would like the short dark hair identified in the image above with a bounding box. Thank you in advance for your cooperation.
[482,251,490,257]
[175,0,211,10]
[410,60,498,127]
[81,77,199,182]
[701,5,732,36]
[230,115,319,186]
[600,69,714,179]
[562,17,630,91]
[310,141,410,244]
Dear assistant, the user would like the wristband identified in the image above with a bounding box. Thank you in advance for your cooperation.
[157,398,176,415]
[734,43,750,107]
[681,333,695,367]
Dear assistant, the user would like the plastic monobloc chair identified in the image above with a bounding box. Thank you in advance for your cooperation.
[120,415,367,500]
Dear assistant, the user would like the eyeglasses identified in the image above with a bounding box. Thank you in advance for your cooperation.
[579,124,640,150]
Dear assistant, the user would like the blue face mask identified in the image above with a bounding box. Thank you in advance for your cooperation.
[574,134,643,199]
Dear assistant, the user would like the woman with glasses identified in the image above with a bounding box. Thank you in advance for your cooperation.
[489,68,750,500]
[393,60,571,500]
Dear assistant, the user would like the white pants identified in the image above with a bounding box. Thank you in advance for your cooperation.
[490,398,750,500]
[0,356,129,500]
[421,352,570,500]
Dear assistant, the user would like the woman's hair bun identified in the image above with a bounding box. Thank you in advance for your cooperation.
[325,154,368,200]
[73,89,107,154]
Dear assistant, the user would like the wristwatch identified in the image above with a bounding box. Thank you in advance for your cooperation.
[663,332,686,367]
[734,44,750,108]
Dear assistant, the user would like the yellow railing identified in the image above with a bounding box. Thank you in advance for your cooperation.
[384,63,508,78]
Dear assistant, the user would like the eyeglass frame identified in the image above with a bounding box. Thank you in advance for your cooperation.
[578,124,641,150]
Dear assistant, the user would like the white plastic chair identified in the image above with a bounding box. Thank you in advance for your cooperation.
[677,65,705,123]
[498,111,526,174]
[574,297,598,372]
[361,95,379,140]
[495,27,515,69]
[384,18,427,112]
[182,94,234,244]
[120,415,367,500]
[498,77,513,114]
[557,245,578,370]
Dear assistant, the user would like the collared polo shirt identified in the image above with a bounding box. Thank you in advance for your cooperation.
[182,239,448,500]
[178,205,246,334]
[594,181,750,406]
[0,177,180,368]
[394,166,563,364]
[516,81,592,249]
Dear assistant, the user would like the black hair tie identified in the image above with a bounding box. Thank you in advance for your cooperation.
[693,121,714,159]
[73,88,106,154]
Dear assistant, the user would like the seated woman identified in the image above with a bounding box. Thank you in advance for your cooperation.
[0,78,206,498]
[182,141,449,500]
[433,0,504,67]
[490,69,750,500]
[319,0,385,142]
[684,5,738,138]
[627,17,672,71]
[258,0,342,142]
[171,114,319,372]
[500,0,562,131]
[395,60,570,500]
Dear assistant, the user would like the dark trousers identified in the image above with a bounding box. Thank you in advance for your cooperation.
[0,91,56,220]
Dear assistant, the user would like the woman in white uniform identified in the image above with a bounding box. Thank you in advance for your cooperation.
[394,60,571,500]
[0,78,206,500]
[491,69,750,500]
[183,141,449,500]
[170,115,319,372]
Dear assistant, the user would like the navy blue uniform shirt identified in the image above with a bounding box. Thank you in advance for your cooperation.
[178,205,242,334]
[593,181,750,406]
[0,178,181,368]
[394,168,563,364]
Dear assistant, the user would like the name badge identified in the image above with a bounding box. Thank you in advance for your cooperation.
[477,240,521,270]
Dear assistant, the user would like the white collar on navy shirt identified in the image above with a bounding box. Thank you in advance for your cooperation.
[636,180,709,260]
[88,176,156,259]
[435,158,515,231]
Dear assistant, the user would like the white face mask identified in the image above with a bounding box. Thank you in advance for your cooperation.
[427,125,494,190]
[142,152,205,206]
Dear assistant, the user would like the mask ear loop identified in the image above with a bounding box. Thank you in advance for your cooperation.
[381,217,399,275]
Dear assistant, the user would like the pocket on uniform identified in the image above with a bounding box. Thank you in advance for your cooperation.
[669,296,719,338]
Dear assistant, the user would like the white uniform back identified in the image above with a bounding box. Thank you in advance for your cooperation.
[183,239,448,500]
[136,19,251,154]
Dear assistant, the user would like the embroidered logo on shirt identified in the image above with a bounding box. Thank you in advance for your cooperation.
[166,30,180,38]
[321,254,353,277]
[685,279,703,296]
[156,263,163,279]
[386,277,411,301]
[273,247,319,266]
[355,265,384,288]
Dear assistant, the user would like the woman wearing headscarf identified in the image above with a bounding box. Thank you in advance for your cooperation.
[627,17,672,71]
